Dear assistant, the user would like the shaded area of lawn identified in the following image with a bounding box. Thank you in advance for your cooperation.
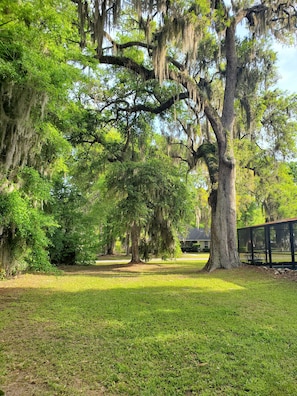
[1,261,297,395]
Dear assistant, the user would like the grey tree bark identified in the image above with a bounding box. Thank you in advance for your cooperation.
[130,222,142,264]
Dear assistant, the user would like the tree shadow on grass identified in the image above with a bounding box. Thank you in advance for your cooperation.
[57,263,281,288]
[58,262,207,278]
[0,266,295,395]
[1,280,296,395]
[1,277,297,395]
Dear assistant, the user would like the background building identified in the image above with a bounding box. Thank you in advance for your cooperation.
[179,227,211,252]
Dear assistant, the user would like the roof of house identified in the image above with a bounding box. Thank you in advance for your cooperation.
[179,227,211,241]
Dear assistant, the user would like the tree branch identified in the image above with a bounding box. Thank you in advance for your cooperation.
[104,31,154,52]
[97,55,155,80]
[117,92,189,114]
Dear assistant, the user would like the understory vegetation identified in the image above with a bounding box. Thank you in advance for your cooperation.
[1,258,297,395]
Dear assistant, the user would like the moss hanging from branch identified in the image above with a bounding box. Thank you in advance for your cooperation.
[246,2,297,41]
[152,14,202,82]
[76,0,121,55]
[0,82,48,175]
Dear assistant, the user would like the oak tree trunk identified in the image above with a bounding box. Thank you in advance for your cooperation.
[203,21,241,271]
[106,238,115,255]
[204,159,240,271]
[0,230,15,276]
[130,222,142,264]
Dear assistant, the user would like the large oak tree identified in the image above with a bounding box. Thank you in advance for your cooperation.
[74,0,297,270]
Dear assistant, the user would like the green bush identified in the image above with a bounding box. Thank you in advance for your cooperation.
[47,180,100,265]
[0,188,57,275]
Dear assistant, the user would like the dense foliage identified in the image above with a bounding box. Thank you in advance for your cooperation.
[1,0,297,276]
[106,158,193,262]
[0,0,82,274]
[74,0,297,270]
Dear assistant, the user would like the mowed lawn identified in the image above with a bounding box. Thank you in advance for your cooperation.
[1,258,297,395]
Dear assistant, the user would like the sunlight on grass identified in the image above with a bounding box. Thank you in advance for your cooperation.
[1,260,297,395]
[0,265,245,294]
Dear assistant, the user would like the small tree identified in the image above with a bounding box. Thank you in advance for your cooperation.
[47,178,101,265]
[106,158,192,263]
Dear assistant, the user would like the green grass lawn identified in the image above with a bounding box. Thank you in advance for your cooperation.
[1,258,297,395]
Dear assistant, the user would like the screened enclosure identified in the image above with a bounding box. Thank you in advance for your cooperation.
[237,218,297,269]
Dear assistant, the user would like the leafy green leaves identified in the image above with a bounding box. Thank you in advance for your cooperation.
[0,176,57,274]
[105,157,193,257]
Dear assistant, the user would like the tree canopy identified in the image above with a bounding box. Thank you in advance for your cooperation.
[1,0,297,275]
[73,0,297,270]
